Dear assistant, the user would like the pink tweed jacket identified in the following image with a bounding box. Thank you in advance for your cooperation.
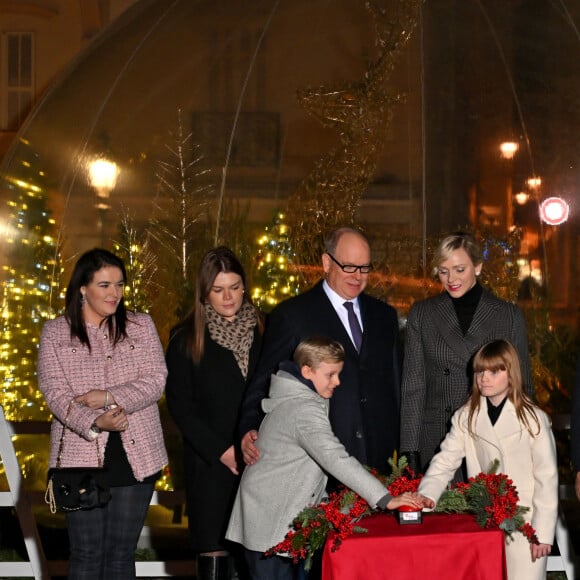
[38,312,168,481]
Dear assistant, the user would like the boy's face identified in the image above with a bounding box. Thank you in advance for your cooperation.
[301,361,343,399]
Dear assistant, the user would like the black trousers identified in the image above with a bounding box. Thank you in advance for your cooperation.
[244,549,297,580]
[65,482,154,580]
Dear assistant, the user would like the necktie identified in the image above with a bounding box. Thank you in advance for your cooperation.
[343,301,363,352]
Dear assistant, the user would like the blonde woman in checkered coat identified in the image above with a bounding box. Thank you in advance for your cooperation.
[400,232,532,477]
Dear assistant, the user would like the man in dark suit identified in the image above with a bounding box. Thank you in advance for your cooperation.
[239,227,401,474]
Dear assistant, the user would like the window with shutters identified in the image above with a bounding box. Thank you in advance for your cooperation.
[1,32,35,132]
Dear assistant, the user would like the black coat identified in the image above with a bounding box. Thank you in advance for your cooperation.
[238,281,401,473]
[165,323,262,552]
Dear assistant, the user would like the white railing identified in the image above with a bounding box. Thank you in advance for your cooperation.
[0,408,195,579]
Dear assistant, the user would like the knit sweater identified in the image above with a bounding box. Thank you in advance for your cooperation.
[38,312,168,481]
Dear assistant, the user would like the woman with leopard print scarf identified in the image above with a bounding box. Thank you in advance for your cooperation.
[165,247,264,580]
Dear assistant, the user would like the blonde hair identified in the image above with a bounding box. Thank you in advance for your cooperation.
[293,336,345,369]
[431,231,483,277]
[467,339,539,437]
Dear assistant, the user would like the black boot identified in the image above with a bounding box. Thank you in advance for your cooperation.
[197,555,230,580]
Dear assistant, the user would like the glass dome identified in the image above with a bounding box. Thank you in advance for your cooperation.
[0,0,578,421]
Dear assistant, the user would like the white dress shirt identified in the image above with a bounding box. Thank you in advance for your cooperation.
[322,280,363,348]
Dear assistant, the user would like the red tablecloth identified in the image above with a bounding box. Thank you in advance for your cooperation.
[322,512,507,580]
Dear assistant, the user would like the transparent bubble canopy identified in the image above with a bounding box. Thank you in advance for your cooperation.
[0,0,578,421]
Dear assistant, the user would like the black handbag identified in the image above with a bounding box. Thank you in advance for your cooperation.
[45,402,111,514]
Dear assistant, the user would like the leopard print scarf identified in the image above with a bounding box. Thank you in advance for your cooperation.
[205,301,258,378]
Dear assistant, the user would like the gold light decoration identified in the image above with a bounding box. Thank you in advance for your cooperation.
[252,211,300,312]
[287,0,421,264]
[0,138,64,421]
[112,211,158,314]
[148,108,214,333]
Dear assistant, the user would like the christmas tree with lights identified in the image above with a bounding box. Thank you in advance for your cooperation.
[112,211,158,315]
[251,211,300,312]
[0,138,63,421]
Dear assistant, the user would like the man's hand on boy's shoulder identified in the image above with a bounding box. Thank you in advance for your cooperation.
[242,430,260,465]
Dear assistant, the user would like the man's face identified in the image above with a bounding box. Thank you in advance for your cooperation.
[322,232,371,300]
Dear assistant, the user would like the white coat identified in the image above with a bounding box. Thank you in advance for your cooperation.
[226,369,389,553]
[418,397,558,580]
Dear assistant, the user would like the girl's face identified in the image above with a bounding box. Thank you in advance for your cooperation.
[207,272,244,320]
[81,266,124,325]
[476,367,510,406]
[437,248,482,298]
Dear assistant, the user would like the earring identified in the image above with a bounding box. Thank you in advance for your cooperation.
[81,293,86,304]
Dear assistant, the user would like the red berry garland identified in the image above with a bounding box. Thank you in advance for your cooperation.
[266,455,538,569]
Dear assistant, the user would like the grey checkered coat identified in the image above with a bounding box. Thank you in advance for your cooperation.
[400,288,532,472]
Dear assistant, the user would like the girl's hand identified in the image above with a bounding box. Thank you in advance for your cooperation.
[386,492,424,511]
[409,493,435,509]
[220,445,239,475]
[94,406,128,432]
[75,389,115,409]
[531,542,551,562]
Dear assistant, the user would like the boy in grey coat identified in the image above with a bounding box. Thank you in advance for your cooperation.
[226,337,421,580]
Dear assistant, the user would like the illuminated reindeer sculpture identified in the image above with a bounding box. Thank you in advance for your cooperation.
[287,0,421,265]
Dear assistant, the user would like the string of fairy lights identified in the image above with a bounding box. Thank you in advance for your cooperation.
[251,212,301,311]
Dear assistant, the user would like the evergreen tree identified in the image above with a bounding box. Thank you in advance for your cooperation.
[112,211,157,314]
[0,138,63,421]
[251,211,300,312]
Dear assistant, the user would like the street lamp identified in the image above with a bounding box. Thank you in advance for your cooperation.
[499,141,518,160]
[540,196,569,226]
[88,157,119,246]
[520,175,552,290]
[499,141,519,231]
[515,191,529,205]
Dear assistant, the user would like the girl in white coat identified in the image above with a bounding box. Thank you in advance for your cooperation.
[417,339,558,580]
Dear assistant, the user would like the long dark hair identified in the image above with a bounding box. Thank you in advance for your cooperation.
[183,246,263,363]
[65,248,129,349]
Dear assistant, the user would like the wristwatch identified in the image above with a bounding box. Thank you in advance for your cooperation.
[89,423,102,435]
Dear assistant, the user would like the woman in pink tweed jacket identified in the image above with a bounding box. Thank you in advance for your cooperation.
[38,248,168,580]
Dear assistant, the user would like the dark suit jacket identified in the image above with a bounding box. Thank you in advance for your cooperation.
[400,287,533,472]
[238,280,401,473]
